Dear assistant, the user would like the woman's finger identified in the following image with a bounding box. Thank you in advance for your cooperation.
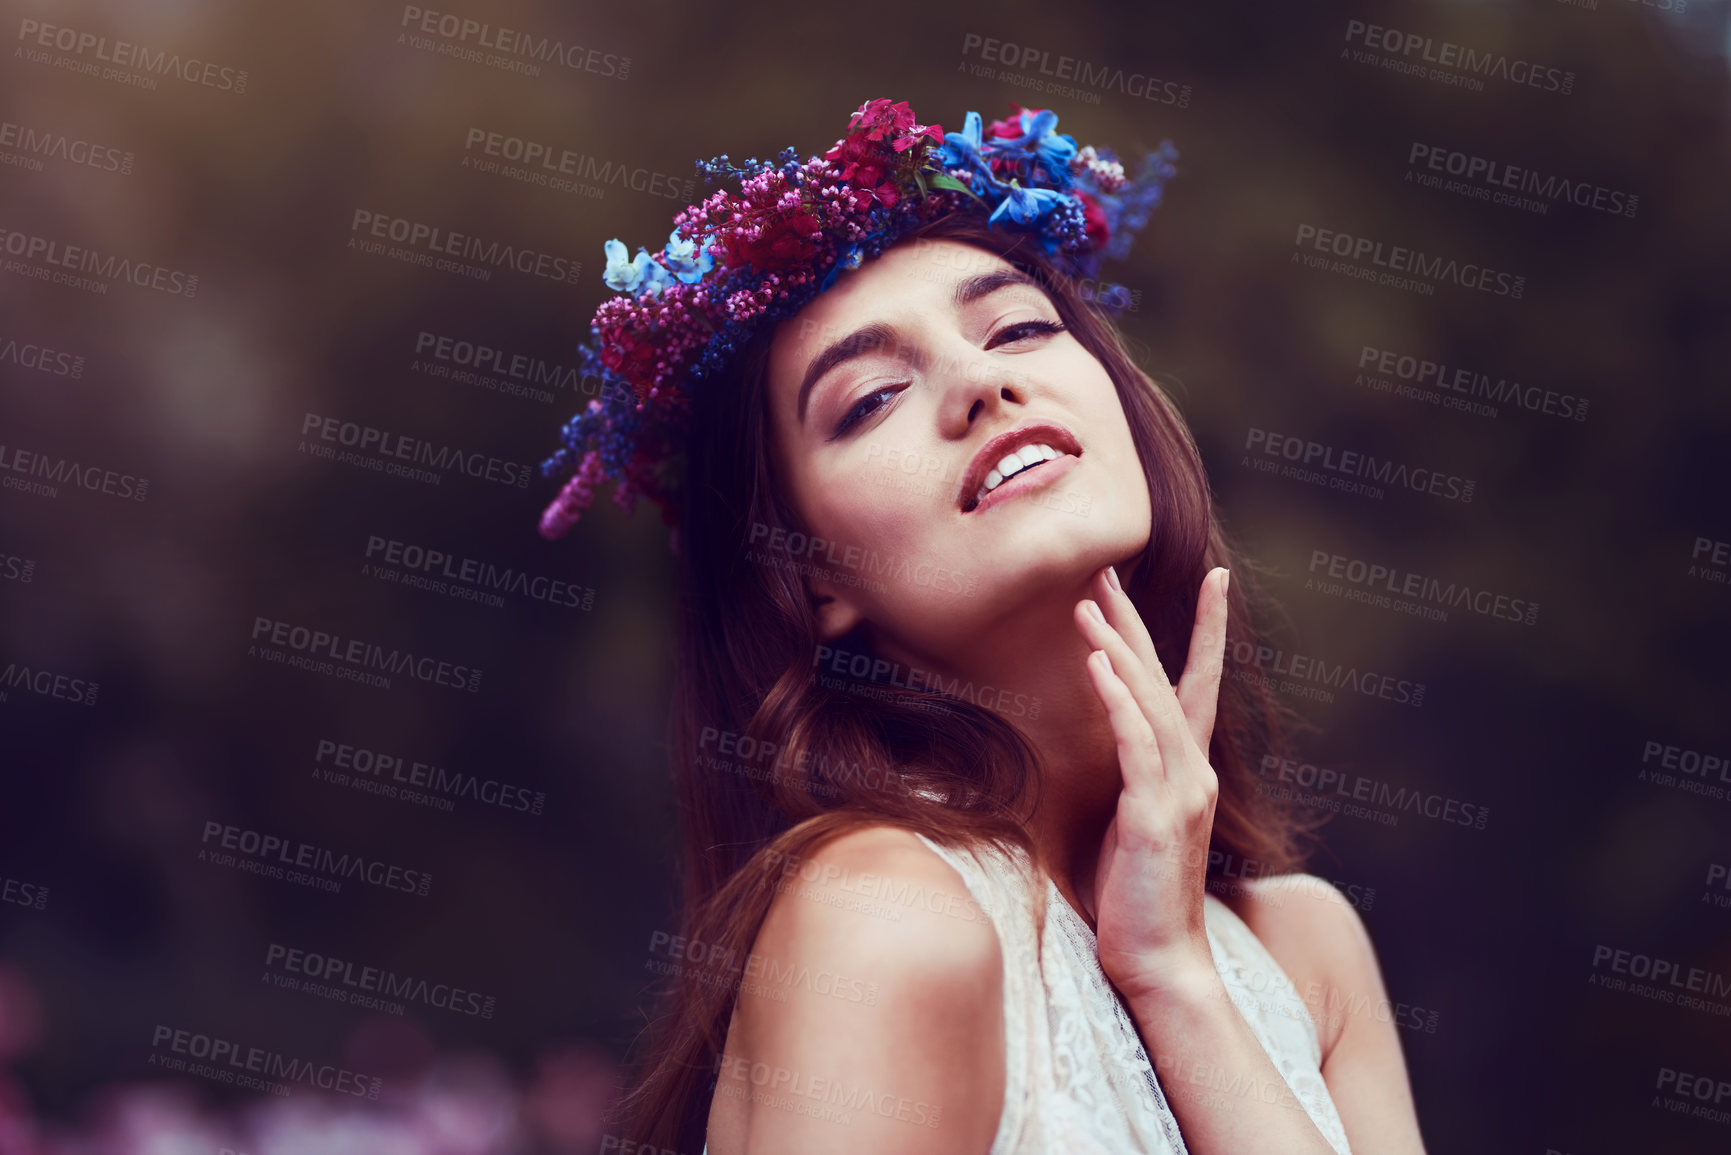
[1074,595,1191,781]
[1082,648,1164,793]
[1093,564,1160,676]
[1086,567,1194,755]
[1174,568,1230,752]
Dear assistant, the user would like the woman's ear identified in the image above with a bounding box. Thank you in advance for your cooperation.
[809,583,867,643]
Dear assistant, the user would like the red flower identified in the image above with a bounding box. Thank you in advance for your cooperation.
[600,332,658,395]
[718,207,825,271]
[892,123,943,152]
[1076,191,1110,248]
[986,104,1032,140]
[834,98,941,158]
[824,107,927,209]
[845,98,927,143]
[825,134,889,188]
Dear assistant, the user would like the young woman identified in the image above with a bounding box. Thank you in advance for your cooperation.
[538,100,1428,1154]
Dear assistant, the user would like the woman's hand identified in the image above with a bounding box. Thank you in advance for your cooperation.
[1075,563,1231,1004]
[1073,565,1379,1155]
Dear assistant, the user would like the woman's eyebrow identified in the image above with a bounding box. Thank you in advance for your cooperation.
[953,268,1044,308]
[796,321,902,424]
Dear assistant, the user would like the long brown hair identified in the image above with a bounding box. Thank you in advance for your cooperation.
[617,213,1315,1148]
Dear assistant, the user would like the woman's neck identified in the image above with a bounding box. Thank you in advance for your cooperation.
[879,578,1128,927]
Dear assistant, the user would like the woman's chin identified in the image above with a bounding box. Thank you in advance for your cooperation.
[958,496,1139,559]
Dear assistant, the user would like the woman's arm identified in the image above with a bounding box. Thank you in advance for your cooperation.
[1123,959,1347,1150]
[705,825,1004,1155]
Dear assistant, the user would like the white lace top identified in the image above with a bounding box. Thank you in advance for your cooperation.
[703,835,1354,1155]
[914,833,1354,1155]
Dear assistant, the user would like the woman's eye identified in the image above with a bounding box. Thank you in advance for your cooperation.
[823,322,1062,440]
[986,318,1066,350]
[830,384,904,439]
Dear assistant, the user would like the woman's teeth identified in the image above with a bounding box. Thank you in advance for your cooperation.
[973,443,1065,508]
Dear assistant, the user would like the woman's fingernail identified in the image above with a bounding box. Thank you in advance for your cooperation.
[1084,599,1105,624]
[1220,568,1231,596]
[1105,565,1121,592]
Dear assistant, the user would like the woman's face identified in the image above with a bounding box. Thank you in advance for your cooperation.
[765,237,1153,667]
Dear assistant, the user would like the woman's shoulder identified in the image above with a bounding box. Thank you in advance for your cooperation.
[711,823,1006,1152]
[1218,872,1384,1057]
[754,824,1003,987]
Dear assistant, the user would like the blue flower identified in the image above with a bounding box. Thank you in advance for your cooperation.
[661,230,715,284]
[940,111,987,171]
[986,108,1078,188]
[602,238,676,295]
[940,110,1008,198]
[989,179,1065,226]
[819,242,866,291]
[635,253,676,295]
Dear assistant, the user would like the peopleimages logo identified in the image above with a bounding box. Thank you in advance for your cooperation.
[1341,18,1575,95]
[200,820,433,897]
[264,941,497,1019]
[0,659,99,706]
[1405,143,1637,219]
[1257,754,1489,830]
[1654,1066,1731,1127]
[0,119,134,175]
[398,6,630,80]
[363,534,595,612]
[1244,426,1475,504]
[958,32,1192,108]
[1293,224,1525,299]
[462,128,690,199]
[746,522,979,597]
[647,930,882,1007]
[313,737,547,816]
[1589,944,1731,1009]
[149,1025,379,1098]
[349,210,582,284]
[813,643,1041,720]
[299,412,533,489]
[1637,737,1730,803]
[1690,536,1730,587]
[0,332,85,378]
[1227,641,1426,708]
[0,443,149,502]
[0,226,198,296]
[1307,548,1540,627]
[415,330,588,390]
[248,615,484,694]
[1356,345,1588,423]
[0,874,48,911]
[16,19,250,92]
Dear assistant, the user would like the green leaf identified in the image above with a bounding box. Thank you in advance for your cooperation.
[929,172,985,202]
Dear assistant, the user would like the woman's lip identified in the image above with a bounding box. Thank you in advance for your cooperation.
[963,452,1080,515]
[956,422,1085,511]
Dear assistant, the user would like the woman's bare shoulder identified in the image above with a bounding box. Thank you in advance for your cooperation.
[706,825,1005,1154]
[751,824,1003,1010]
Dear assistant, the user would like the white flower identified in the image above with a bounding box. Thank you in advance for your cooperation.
[602,238,641,292]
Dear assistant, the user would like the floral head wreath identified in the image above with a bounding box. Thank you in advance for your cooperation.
[537,97,1177,541]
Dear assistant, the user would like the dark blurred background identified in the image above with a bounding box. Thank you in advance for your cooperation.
[2,0,1729,1151]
